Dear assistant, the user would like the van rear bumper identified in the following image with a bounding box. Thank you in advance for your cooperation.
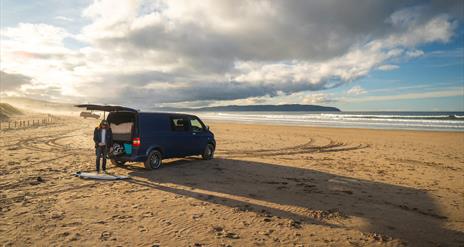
[115,155,146,162]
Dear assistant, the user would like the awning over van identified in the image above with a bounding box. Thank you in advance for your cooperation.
[75,104,137,112]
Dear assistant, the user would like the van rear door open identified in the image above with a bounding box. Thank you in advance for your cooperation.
[76,104,138,153]
[75,104,137,112]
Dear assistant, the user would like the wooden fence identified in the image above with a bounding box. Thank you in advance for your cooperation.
[0,116,56,130]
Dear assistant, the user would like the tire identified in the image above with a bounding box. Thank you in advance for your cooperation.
[144,150,162,170]
[202,144,215,160]
[111,159,126,166]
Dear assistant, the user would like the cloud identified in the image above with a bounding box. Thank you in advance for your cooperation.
[406,49,425,58]
[1,23,71,53]
[0,70,72,101]
[302,93,336,104]
[0,71,32,91]
[0,0,462,105]
[377,64,400,71]
[426,47,464,58]
[347,86,367,95]
[55,16,74,22]
[0,23,85,98]
[347,87,464,102]
[76,0,459,104]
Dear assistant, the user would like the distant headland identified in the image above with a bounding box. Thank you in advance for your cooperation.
[154,104,341,112]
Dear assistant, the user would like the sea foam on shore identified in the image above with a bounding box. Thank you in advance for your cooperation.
[197,111,464,131]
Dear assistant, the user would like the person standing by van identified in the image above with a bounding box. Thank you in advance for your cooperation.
[94,120,113,173]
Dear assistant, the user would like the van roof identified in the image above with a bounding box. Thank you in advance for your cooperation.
[108,111,198,118]
[138,112,198,118]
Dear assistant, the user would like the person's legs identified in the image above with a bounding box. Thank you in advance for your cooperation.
[95,146,102,172]
[102,146,107,171]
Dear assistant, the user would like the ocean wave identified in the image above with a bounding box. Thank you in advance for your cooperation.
[211,113,464,123]
[213,112,464,120]
[198,112,464,131]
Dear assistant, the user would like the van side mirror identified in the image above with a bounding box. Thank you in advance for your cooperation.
[206,125,210,131]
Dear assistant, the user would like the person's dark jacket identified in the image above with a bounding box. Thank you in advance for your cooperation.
[94,127,113,148]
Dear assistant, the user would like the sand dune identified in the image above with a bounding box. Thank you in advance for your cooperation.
[0,116,463,246]
[1,97,78,116]
[0,103,22,121]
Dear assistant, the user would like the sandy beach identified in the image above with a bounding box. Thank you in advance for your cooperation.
[1,115,463,246]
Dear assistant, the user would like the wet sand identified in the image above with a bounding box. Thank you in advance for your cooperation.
[0,115,463,246]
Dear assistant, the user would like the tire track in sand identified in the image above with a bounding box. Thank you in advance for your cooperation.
[219,136,369,158]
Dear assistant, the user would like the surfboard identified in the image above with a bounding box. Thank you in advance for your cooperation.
[74,171,130,180]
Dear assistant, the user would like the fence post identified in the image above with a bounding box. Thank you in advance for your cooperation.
[8,121,11,129]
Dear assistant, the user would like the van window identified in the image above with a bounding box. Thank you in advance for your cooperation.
[170,117,189,131]
[190,117,204,132]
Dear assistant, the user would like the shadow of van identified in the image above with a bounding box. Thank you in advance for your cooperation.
[125,158,463,246]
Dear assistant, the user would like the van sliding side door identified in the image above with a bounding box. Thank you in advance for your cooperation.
[168,116,192,157]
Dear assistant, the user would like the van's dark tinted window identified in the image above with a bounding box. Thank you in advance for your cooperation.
[170,117,189,131]
[190,118,204,132]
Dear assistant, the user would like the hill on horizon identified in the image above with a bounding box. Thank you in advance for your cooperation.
[153,104,341,112]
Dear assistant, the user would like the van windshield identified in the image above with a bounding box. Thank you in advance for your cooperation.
[190,118,204,132]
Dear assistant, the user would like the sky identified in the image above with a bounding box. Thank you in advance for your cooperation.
[0,0,463,111]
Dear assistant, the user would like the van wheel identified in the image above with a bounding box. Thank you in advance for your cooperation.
[111,159,126,166]
[202,144,214,160]
[145,150,162,170]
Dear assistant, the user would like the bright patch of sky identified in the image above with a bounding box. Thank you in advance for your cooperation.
[1,0,463,111]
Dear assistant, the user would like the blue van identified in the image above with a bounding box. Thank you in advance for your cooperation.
[76,104,216,170]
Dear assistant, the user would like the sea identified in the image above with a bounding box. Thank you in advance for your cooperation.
[193,111,464,132]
